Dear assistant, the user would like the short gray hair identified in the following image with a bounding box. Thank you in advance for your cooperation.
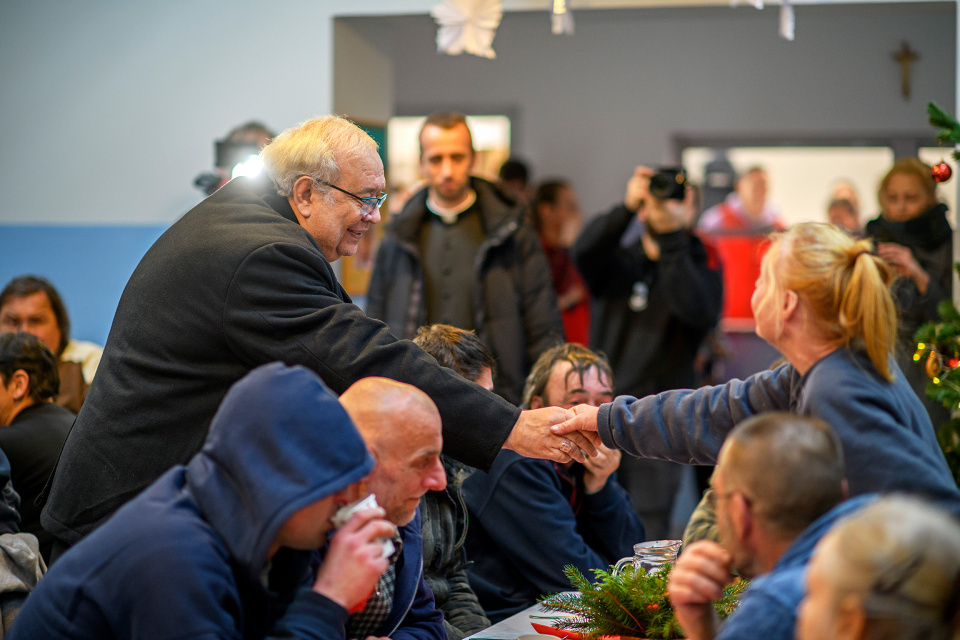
[261,115,378,196]
[816,496,960,640]
[721,412,844,537]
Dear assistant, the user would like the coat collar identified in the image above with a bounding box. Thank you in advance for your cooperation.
[389,177,524,244]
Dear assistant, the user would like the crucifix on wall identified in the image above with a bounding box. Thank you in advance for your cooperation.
[892,40,919,100]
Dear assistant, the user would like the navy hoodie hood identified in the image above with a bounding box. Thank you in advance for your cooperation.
[185,362,374,579]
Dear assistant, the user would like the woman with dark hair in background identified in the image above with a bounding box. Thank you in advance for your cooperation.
[532,180,591,345]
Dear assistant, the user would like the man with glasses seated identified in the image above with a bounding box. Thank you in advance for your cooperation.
[367,112,564,406]
[42,115,600,560]
[666,413,873,640]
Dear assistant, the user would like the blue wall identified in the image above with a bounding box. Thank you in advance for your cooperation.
[0,225,169,346]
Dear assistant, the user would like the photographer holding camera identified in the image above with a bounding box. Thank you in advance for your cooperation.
[572,166,723,538]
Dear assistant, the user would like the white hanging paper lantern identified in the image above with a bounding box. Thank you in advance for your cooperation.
[430,0,503,60]
[552,0,575,35]
[779,0,795,41]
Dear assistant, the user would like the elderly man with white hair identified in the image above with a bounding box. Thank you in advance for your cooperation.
[42,115,598,560]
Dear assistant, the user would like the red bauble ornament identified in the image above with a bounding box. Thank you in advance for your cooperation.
[932,162,952,183]
[646,604,660,611]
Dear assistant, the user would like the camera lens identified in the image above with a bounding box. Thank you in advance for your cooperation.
[649,174,670,199]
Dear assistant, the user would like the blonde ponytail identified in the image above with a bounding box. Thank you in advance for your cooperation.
[775,223,898,380]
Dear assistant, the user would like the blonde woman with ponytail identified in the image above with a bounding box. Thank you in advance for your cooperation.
[554,222,960,519]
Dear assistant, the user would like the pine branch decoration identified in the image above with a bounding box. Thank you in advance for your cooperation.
[538,565,747,640]
[928,102,960,161]
[914,267,960,487]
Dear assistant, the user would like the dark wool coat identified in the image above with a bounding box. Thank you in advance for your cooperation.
[42,176,520,546]
[366,177,564,405]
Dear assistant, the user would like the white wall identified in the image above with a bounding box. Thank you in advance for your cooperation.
[373,3,955,215]
[0,0,432,225]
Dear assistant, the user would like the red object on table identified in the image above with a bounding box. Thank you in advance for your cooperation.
[531,623,620,640]
[532,622,587,640]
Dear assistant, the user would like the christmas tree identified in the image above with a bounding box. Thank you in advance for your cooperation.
[912,102,960,485]
[913,294,960,487]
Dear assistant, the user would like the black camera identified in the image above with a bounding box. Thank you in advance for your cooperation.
[215,140,262,171]
[648,168,687,201]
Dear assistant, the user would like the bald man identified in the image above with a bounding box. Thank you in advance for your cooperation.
[339,378,447,640]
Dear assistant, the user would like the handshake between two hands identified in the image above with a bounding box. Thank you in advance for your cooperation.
[505,403,604,465]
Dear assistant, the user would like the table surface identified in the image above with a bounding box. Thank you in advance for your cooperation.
[466,598,577,640]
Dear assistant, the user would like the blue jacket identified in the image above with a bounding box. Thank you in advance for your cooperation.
[9,363,375,640]
[716,495,875,640]
[361,510,445,640]
[463,450,644,622]
[599,347,960,518]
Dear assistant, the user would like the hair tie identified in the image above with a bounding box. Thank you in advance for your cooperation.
[853,250,872,261]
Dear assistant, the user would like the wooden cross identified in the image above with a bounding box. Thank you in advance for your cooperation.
[892,41,919,100]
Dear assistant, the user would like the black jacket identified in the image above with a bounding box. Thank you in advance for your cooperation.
[573,204,723,397]
[1,403,74,562]
[418,457,489,640]
[41,176,520,546]
[866,203,953,348]
[463,451,644,622]
[366,178,564,405]
[866,202,954,424]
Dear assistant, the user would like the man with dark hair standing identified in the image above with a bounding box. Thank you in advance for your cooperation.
[367,112,563,405]
[667,413,870,640]
[0,332,73,562]
[0,275,103,412]
[41,115,599,558]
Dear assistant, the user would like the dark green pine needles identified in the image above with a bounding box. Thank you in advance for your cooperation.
[538,564,748,640]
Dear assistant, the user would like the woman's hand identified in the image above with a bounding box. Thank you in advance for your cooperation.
[877,242,930,294]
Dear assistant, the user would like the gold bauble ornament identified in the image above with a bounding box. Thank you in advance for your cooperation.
[927,352,942,379]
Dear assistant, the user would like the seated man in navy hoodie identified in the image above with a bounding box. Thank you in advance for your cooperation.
[464,344,645,621]
[8,363,397,640]
[339,377,447,640]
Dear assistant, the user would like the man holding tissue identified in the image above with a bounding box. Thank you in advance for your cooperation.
[8,364,396,640]
[339,377,448,640]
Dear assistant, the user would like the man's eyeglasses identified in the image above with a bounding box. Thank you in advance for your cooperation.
[313,178,387,216]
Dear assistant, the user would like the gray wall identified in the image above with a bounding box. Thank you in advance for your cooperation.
[369,4,955,215]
